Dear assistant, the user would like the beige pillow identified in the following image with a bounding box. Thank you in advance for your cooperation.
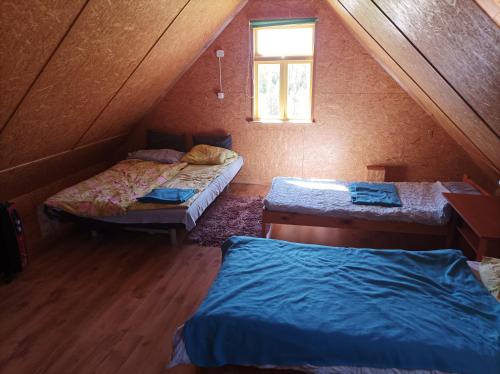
[479,257,500,301]
[181,144,237,165]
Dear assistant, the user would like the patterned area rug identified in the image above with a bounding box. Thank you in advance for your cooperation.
[188,193,263,247]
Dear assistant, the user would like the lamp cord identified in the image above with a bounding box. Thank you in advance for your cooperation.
[218,56,223,91]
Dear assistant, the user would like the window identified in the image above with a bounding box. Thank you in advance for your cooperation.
[252,19,316,122]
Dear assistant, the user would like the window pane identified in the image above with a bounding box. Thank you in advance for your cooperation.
[287,63,311,120]
[256,27,313,57]
[257,64,280,119]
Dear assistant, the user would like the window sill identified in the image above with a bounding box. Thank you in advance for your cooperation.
[247,119,315,125]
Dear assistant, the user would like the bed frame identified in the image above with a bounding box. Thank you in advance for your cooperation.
[44,205,183,246]
[261,175,487,238]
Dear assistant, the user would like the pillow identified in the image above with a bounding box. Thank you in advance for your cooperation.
[127,149,185,164]
[181,144,237,165]
[193,134,232,150]
[147,129,187,152]
[479,257,500,301]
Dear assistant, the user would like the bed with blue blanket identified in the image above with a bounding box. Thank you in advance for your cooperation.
[168,236,499,374]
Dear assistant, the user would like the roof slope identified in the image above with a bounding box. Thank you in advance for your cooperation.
[1,0,497,185]
[327,0,500,180]
[0,0,246,171]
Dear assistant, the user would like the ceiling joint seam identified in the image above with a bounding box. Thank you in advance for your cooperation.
[72,0,194,148]
[0,0,91,137]
[336,0,497,172]
[368,0,498,139]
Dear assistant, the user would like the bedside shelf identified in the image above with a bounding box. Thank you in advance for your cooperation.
[443,193,500,261]
[456,224,479,251]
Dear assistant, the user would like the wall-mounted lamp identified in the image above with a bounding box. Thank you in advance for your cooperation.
[216,49,224,99]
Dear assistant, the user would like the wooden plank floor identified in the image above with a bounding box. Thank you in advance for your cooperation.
[0,231,223,374]
[0,183,450,374]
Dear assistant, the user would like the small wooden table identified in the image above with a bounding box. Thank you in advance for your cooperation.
[443,193,500,260]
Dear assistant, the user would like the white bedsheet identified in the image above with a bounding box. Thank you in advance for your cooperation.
[96,156,243,230]
[264,177,454,226]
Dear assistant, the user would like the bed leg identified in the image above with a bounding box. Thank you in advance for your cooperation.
[446,212,457,248]
[262,222,271,238]
[169,228,177,247]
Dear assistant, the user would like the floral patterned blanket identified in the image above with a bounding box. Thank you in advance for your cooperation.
[45,159,187,217]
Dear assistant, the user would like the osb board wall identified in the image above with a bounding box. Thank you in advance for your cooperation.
[0,135,128,201]
[374,0,500,136]
[330,0,500,181]
[0,0,246,172]
[475,0,500,25]
[139,0,488,185]
[0,0,189,170]
[78,0,247,146]
[327,0,498,186]
[0,0,86,128]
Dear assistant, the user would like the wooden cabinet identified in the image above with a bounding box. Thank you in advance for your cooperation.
[443,193,500,260]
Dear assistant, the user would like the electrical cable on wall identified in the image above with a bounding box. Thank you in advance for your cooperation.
[216,50,224,99]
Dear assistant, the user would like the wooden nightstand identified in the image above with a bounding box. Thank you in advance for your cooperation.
[443,193,500,260]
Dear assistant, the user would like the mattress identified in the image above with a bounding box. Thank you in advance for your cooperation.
[168,327,450,374]
[167,237,500,374]
[96,156,243,230]
[264,178,477,226]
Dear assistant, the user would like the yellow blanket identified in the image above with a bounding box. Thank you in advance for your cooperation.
[129,157,239,211]
[46,159,187,217]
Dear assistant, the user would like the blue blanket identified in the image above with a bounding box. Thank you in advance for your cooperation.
[183,237,500,373]
[137,188,196,204]
[348,182,402,207]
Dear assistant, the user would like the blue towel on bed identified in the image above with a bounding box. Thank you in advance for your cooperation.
[183,236,500,373]
[348,182,402,207]
[137,188,196,204]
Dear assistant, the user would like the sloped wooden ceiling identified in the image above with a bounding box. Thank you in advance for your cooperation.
[0,0,246,172]
[327,0,500,181]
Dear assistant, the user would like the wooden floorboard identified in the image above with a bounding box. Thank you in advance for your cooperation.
[0,183,451,374]
[0,231,222,374]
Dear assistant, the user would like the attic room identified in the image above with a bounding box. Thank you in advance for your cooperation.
[0,0,499,373]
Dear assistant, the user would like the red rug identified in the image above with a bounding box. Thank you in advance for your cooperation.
[188,193,263,247]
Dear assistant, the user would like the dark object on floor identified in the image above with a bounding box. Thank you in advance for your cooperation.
[0,202,28,282]
[188,193,263,247]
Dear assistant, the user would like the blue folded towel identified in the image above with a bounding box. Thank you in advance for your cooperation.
[137,188,197,204]
[348,182,402,207]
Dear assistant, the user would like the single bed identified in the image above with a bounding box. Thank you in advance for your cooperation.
[44,156,243,244]
[167,236,500,374]
[262,176,483,238]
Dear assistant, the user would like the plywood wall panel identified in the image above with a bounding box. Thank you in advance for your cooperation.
[374,0,500,136]
[327,0,499,185]
[77,0,247,146]
[0,135,127,201]
[334,0,500,173]
[139,0,489,186]
[475,0,500,25]
[0,0,188,170]
[0,0,86,129]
